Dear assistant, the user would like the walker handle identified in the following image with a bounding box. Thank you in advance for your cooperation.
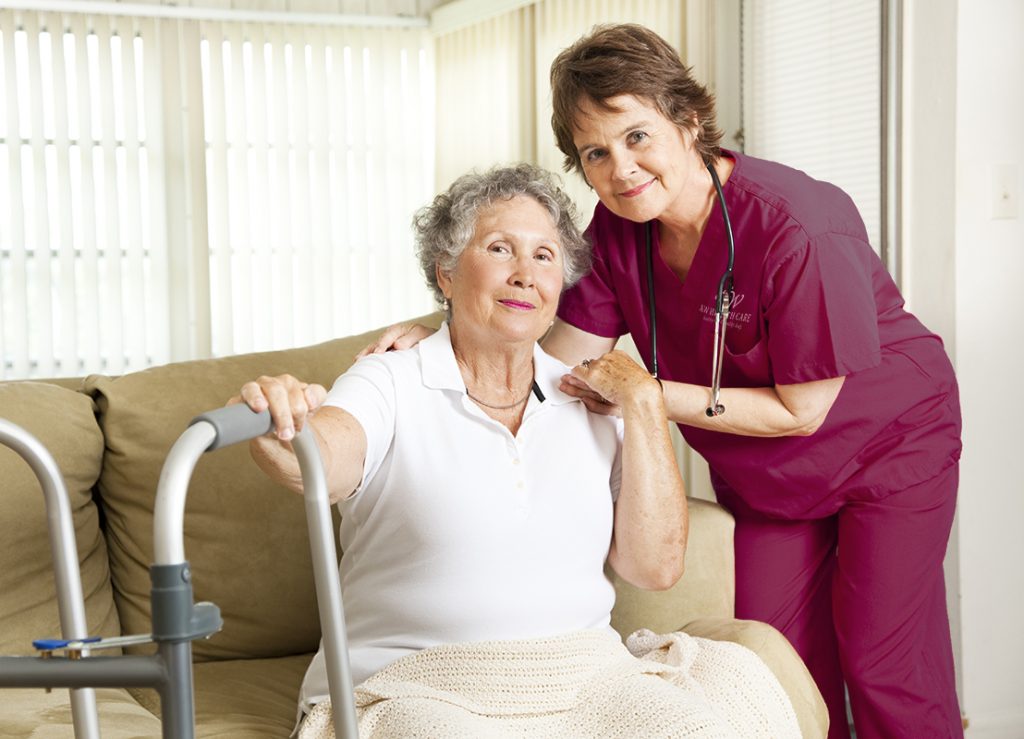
[189,404,273,450]
[183,402,357,738]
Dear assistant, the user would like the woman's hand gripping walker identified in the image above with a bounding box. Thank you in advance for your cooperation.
[0,406,357,739]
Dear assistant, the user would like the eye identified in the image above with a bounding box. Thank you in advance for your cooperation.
[584,148,606,163]
[535,246,558,263]
[487,241,512,257]
[627,130,648,145]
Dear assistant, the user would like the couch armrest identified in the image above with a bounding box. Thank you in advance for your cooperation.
[682,617,829,739]
[610,497,735,637]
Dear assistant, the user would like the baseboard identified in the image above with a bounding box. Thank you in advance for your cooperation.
[963,708,1024,738]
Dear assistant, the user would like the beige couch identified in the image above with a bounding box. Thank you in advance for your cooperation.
[0,314,827,738]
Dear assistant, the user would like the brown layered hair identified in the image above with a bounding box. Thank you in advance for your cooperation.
[550,23,723,176]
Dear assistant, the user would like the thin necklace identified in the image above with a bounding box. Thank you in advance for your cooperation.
[465,383,532,410]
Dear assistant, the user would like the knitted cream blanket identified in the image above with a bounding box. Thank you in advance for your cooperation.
[298,629,800,738]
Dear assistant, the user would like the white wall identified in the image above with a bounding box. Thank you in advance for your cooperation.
[905,1,1024,734]
[952,0,1024,735]
[901,0,963,703]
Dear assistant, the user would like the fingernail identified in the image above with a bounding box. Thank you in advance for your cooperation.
[280,427,294,441]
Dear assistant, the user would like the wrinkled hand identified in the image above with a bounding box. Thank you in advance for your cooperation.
[355,322,436,359]
[560,351,661,417]
[228,374,327,442]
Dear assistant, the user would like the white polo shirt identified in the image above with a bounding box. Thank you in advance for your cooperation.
[298,324,622,711]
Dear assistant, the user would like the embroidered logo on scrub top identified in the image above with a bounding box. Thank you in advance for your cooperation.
[698,292,753,327]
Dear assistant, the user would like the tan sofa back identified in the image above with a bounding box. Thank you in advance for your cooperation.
[0,382,121,655]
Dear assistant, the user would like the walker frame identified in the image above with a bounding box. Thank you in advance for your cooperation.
[0,405,358,739]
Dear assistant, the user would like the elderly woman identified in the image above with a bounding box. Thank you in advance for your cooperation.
[237,164,798,737]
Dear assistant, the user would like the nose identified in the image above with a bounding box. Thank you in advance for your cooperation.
[509,253,535,288]
[611,147,638,182]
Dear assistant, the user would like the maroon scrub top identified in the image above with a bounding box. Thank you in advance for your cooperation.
[558,151,961,519]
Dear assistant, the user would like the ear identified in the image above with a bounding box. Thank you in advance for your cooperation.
[436,262,453,298]
[686,114,701,148]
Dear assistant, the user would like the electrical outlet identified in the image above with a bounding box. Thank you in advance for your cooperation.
[992,163,1019,220]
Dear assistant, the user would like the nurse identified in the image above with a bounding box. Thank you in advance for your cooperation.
[364,23,963,739]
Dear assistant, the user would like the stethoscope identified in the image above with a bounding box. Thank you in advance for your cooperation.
[644,161,735,417]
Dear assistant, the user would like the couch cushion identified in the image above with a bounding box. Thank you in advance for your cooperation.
[0,687,163,738]
[84,314,444,662]
[0,381,120,655]
[125,653,311,737]
[193,653,312,737]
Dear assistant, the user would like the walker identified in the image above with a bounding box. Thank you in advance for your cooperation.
[0,405,358,738]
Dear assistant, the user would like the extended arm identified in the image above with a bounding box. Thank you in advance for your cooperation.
[552,318,846,437]
[356,322,437,359]
[356,317,616,364]
[540,319,617,367]
[659,376,845,437]
[574,352,688,591]
[236,375,368,503]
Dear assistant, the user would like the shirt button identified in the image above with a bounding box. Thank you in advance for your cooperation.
[517,481,524,489]
[512,458,520,465]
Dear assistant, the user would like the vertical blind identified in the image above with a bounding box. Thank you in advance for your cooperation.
[200,21,436,357]
[742,0,881,249]
[434,8,536,191]
[433,0,684,217]
[0,9,436,379]
[1,10,169,379]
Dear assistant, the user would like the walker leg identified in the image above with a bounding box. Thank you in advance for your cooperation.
[0,420,100,739]
[160,641,196,739]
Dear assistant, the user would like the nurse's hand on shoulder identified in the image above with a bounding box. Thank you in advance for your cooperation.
[356,322,436,359]
[228,374,327,443]
[562,351,663,418]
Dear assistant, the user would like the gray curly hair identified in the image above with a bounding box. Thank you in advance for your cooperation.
[414,163,591,308]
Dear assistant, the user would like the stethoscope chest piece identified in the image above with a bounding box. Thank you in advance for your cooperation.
[706,281,732,417]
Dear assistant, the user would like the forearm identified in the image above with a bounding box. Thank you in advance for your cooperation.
[249,407,366,502]
[250,435,304,494]
[608,390,688,591]
[661,377,844,437]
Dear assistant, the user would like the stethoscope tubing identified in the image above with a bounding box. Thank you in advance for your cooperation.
[644,160,735,417]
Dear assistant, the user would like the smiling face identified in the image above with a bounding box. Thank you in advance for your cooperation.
[572,94,705,225]
[437,195,565,348]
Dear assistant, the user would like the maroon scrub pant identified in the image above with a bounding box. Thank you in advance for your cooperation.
[732,465,962,739]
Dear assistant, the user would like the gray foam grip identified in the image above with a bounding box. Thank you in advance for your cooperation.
[189,404,273,451]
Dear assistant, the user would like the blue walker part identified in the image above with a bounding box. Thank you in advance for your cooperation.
[33,636,102,651]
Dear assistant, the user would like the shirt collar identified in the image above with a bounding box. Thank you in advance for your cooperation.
[419,322,577,406]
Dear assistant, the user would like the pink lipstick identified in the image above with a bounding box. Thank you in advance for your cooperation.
[620,178,655,198]
[499,299,534,310]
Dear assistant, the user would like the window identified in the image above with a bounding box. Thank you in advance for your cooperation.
[1,11,168,378]
[200,21,436,357]
[741,0,882,249]
[0,7,435,380]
